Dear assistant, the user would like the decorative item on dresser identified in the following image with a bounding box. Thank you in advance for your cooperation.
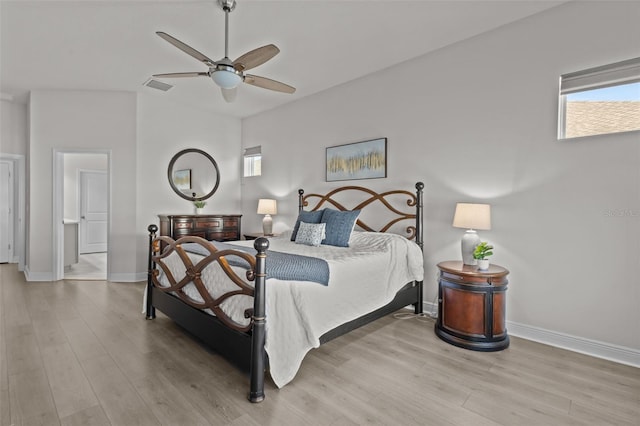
[435,260,509,351]
[145,182,425,402]
[158,214,241,241]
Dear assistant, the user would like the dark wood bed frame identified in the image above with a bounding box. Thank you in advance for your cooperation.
[145,182,424,402]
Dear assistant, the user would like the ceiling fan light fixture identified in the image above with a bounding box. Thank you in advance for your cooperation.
[212,69,242,89]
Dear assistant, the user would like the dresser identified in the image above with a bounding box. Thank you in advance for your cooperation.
[158,214,242,242]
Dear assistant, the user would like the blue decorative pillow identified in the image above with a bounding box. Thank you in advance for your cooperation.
[320,209,361,247]
[295,222,326,247]
[291,209,325,241]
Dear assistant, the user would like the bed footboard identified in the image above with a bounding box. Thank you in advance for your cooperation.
[145,224,269,402]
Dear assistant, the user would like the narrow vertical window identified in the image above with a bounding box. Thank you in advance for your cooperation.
[559,57,640,139]
[243,146,262,177]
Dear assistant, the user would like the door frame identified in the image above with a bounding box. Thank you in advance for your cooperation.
[0,160,14,263]
[0,153,26,270]
[53,149,111,281]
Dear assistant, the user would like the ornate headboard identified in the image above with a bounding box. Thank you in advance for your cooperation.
[298,182,424,250]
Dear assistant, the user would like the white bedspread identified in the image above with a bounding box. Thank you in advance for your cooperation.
[151,231,424,388]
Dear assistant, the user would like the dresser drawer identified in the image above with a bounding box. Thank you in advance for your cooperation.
[174,220,193,230]
[195,219,223,229]
[223,218,238,227]
[207,231,239,241]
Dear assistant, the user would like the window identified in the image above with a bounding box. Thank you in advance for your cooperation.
[243,146,261,177]
[558,57,640,139]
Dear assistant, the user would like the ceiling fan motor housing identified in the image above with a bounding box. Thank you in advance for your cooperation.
[218,0,236,12]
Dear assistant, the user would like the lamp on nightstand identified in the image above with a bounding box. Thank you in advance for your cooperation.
[257,199,277,236]
[452,203,491,265]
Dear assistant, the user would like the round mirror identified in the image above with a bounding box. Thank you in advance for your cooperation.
[168,148,220,201]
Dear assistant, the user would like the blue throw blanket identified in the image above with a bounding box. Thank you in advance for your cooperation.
[180,241,330,286]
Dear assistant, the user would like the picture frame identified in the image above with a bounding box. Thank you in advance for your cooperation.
[326,137,387,182]
[173,169,191,191]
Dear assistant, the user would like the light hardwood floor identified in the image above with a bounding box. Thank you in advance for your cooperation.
[1,263,638,426]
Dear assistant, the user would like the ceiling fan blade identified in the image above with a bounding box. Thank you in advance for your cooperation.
[233,44,280,72]
[156,32,216,67]
[221,87,237,103]
[244,74,296,94]
[153,72,209,78]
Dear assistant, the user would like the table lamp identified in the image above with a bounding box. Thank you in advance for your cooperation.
[257,199,277,236]
[452,203,491,265]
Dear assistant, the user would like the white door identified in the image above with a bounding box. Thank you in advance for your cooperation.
[79,171,107,254]
[0,161,13,263]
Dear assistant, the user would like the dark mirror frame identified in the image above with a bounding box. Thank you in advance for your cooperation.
[167,148,220,202]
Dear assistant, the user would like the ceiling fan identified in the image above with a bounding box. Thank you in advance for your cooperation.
[153,0,295,102]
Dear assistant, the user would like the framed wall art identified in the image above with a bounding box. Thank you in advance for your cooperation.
[326,137,387,182]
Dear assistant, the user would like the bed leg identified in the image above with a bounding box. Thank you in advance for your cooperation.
[415,280,424,315]
[146,224,157,320]
[249,237,269,403]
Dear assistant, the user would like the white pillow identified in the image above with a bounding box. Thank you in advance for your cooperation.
[295,222,326,247]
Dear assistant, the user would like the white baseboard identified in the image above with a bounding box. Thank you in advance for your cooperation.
[23,266,53,281]
[108,272,147,283]
[421,298,639,368]
[507,320,640,368]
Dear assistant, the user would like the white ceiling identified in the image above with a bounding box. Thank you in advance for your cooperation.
[1,0,565,119]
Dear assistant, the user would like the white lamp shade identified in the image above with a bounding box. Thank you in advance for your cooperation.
[257,199,277,215]
[452,203,491,230]
[211,70,242,89]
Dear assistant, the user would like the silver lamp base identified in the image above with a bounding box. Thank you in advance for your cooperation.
[262,214,273,236]
[461,230,480,265]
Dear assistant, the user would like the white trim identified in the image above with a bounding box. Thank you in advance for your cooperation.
[110,272,146,283]
[0,153,26,270]
[507,320,640,368]
[23,265,54,282]
[53,151,64,280]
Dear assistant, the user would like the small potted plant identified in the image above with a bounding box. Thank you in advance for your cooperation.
[193,200,206,214]
[473,241,493,271]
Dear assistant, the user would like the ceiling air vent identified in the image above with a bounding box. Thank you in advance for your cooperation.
[143,78,173,92]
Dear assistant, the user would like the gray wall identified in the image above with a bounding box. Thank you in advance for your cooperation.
[28,90,137,280]
[135,93,242,276]
[19,90,242,282]
[241,1,640,360]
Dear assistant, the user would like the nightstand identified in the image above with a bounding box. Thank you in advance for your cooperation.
[435,261,510,351]
[243,232,280,240]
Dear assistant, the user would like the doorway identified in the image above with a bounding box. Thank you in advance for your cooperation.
[54,151,110,281]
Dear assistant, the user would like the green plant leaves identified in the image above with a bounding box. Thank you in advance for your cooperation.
[473,241,494,260]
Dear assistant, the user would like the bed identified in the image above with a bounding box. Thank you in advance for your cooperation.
[144,182,425,402]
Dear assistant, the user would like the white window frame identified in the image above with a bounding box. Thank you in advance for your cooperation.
[243,146,262,177]
[558,57,640,139]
